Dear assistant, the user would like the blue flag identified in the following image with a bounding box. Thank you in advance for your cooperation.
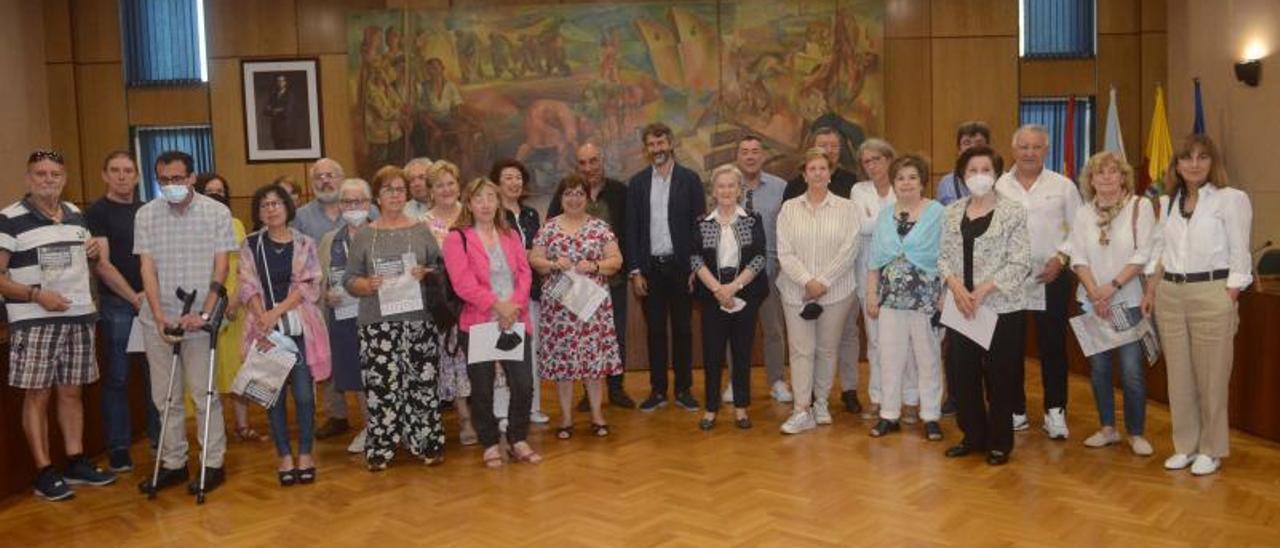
[1193,78,1205,135]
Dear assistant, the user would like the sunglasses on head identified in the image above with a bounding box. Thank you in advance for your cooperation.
[28,150,65,165]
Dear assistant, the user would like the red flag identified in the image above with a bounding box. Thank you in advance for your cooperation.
[1063,95,1077,180]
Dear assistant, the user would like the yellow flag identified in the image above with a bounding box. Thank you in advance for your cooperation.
[1145,84,1174,196]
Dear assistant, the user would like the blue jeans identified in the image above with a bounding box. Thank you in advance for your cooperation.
[1087,339,1146,436]
[268,338,316,457]
[100,293,160,451]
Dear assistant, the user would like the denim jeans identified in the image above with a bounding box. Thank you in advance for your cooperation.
[100,292,160,451]
[1087,338,1146,436]
[268,337,316,457]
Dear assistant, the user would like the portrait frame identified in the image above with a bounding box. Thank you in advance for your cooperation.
[242,58,324,162]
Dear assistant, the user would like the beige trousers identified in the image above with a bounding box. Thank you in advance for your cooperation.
[1154,279,1237,458]
[783,296,854,410]
[143,328,227,469]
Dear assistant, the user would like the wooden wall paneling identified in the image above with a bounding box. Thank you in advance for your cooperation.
[384,0,449,8]
[885,0,930,39]
[208,59,309,201]
[73,63,128,201]
[0,0,51,205]
[1098,0,1140,35]
[297,0,385,55]
[1097,34,1142,162]
[884,38,933,174]
[126,86,211,126]
[205,0,300,59]
[931,37,1019,177]
[47,64,85,204]
[44,0,73,64]
[319,54,357,177]
[71,0,122,64]
[1019,59,1096,97]
[930,0,1018,38]
[1141,0,1168,32]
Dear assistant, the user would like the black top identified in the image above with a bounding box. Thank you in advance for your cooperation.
[625,163,706,276]
[690,211,770,302]
[782,166,858,201]
[504,205,542,301]
[960,211,994,291]
[251,232,294,309]
[85,196,143,292]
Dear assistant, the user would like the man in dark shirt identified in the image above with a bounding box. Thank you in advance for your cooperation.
[547,143,636,409]
[84,151,158,473]
[782,126,859,200]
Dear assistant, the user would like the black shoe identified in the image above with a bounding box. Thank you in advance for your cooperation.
[315,418,350,440]
[278,469,298,487]
[841,390,863,414]
[187,466,225,495]
[609,388,637,409]
[735,416,753,430]
[576,394,591,412]
[33,467,74,502]
[64,457,117,486]
[639,393,668,412]
[108,449,133,473]
[296,467,316,484]
[138,466,189,494]
[941,399,958,417]
[945,443,974,458]
[698,416,716,431]
[985,450,1010,466]
[924,421,944,441]
[869,418,900,438]
[673,392,700,411]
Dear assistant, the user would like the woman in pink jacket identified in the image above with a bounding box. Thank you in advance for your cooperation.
[442,178,538,468]
[239,183,331,486]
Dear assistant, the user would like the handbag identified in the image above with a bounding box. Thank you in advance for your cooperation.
[422,229,466,341]
[258,232,303,337]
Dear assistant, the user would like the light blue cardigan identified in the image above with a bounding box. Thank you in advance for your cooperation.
[869,200,944,276]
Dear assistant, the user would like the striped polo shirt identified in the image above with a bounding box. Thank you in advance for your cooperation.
[0,196,97,328]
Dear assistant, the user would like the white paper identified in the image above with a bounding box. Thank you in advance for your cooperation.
[467,321,526,364]
[39,245,92,307]
[329,267,359,320]
[720,297,747,313]
[126,317,145,353]
[231,333,299,408]
[940,290,999,350]
[1069,312,1146,357]
[544,271,608,320]
[375,252,423,316]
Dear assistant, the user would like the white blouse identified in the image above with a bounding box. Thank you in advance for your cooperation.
[716,220,740,270]
[776,193,861,306]
[1146,184,1253,289]
[1069,195,1156,308]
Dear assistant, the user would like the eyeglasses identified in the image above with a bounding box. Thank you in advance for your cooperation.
[314,172,340,180]
[562,189,587,198]
[28,150,65,165]
[380,186,407,196]
[340,198,370,207]
[259,200,285,210]
[157,175,188,185]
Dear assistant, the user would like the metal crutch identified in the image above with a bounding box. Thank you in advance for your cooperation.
[194,282,228,504]
[144,287,197,499]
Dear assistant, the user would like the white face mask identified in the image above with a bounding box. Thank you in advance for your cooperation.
[342,209,369,226]
[160,184,190,204]
[964,173,995,197]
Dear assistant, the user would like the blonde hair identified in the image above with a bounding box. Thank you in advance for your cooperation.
[800,147,832,172]
[454,177,511,233]
[1078,151,1135,201]
[427,160,461,189]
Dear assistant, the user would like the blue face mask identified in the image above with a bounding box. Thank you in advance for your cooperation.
[161,184,190,204]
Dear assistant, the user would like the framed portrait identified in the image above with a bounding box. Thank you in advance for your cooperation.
[242,59,324,162]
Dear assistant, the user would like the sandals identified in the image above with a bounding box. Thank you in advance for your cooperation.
[235,426,265,442]
[869,419,901,438]
[590,423,610,437]
[422,454,445,466]
[278,469,297,487]
[482,446,505,469]
[296,467,316,484]
[556,425,574,440]
[508,442,543,465]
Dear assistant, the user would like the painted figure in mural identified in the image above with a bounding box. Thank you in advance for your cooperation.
[364,63,407,169]
[417,58,483,173]
[519,34,542,77]
[490,33,516,80]
[516,99,580,183]
[539,24,571,77]
[455,29,482,84]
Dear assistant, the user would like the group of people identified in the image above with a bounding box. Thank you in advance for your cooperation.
[2,117,1251,503]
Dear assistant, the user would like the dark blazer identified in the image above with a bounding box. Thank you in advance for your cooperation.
[625,163,705,275]
[783,166,858,201]
[548,177,628,265]
[690,209,769,302]
[505,205,542,300]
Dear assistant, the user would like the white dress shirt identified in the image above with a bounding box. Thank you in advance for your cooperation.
[1070,195,1156,308]
[1146,185,1253,289]
[776,192,861,306]
[712,210,742,270]
[996,167,1082,309]
[649,166,674,255]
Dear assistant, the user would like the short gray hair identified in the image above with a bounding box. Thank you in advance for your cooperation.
[310,157,345,180]
[339,178,371,200]
[709,164,744,188]
[1012,124,1050,145]
[404,156,433,172]
[856,138,897,161]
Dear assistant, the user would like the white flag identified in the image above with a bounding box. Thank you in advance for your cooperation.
[1104,86,1127,162]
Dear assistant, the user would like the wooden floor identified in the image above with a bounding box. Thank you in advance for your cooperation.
[2,361,1279,547]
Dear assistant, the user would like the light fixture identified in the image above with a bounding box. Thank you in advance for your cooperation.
[1235,59,1262,87]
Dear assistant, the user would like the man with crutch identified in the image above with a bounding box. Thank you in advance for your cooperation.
[134,150,237,496]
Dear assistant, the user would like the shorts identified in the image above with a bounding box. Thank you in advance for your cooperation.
[8,322,98,389]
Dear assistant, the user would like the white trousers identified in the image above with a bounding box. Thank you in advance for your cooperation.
[843,248,919,405]
[876,308,943,421]
[784,296,853,410]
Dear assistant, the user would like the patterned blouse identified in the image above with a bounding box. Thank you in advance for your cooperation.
[878,256,942,315]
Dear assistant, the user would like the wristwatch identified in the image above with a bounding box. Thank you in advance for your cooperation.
[1110,279,1123,289]
[199,311,211,322]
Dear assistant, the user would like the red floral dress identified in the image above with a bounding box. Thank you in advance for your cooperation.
[533,217,623,381]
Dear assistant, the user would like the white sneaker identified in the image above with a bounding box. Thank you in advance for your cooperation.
[347,428,367,454]
[1042,408,1069,440]
[813,400,833,425]
[1128,436,1154,456]
[530,411,550,424]
[780,409,816,434]
[722,385,734,403]
[1190,454,1221,476]
[1083,429,1120,448]
[1012,413,1030,431]
[770,381,794,403]
[1163,453,1198,470]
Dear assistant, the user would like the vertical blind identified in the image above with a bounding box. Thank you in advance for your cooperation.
[1019,98,1093,178]
[134,126,215,200]
[122,0,207,85]
[1020,0,1095,58]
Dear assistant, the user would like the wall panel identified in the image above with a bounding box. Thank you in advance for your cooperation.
[884,38,932,168]
[1097,34,1142,161]
[71,0,121,64]
[932,37,1019,175]
[1020,59,1096,97]
[74,63,129,200]
[206,0,300,59]
[43,0,73,64]
[47,64,84,203]
[931,0,1018,38]
[127,86,211,126]
[319,54,357,176]
[886,0,929,39]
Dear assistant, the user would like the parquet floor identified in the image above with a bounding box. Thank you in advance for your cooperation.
[1,361,1279,547]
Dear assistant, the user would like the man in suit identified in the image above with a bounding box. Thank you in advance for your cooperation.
[626,123,705,412]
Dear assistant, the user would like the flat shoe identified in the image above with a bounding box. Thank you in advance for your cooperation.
[986,450,1009,466]
[296,467,316,484]
[278,469,298,487]
[589,423,610,437]
[698,417,716,431]
[556,425,574,440]
[735,417,752,430]
[945,444,973,458]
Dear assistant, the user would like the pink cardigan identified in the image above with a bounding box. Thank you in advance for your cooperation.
[237,228,332,381]
[441,227,532,333]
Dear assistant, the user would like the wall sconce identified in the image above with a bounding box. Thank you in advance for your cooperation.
[1235,59,1262,87]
